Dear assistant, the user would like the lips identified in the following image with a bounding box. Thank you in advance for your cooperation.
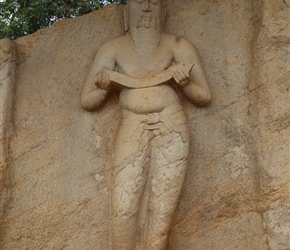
[142,14,152,19]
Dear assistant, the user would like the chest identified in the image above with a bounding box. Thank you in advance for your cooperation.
[115,45,174,78]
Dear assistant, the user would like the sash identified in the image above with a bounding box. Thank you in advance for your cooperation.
[102,62,194,89]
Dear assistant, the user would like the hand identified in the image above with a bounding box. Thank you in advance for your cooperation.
[95,69,110,91]
[173,65,191,86]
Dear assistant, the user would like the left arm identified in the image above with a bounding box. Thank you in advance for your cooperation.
[173,37,211,106]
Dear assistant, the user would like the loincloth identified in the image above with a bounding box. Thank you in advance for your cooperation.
[120,104,189,149]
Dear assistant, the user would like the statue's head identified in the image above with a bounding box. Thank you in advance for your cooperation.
[124,0,166,32]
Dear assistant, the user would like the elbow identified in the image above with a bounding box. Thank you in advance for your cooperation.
[194,91,212,107]
[203,91,212,105]
[81,88,108,111]
[81,94,99,112]
[81,102,97,112]
[81,100,95,112]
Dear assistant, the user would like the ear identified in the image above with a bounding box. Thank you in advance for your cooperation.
[124,5,129,32]
[162,3,167,30]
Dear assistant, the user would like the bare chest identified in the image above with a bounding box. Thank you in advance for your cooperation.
[115,44,174,79]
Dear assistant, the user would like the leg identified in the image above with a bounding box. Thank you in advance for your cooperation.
[111,124,150,250]
[145,132,189,250]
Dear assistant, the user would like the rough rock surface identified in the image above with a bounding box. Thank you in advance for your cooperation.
[0,38,16,241]
[0,0,289,249]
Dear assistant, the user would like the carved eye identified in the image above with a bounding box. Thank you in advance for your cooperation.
[150,0,158,4]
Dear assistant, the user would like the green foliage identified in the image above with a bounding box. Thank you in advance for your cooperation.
[0,0,127,40]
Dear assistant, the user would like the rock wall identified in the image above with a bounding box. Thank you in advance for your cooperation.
[0,1,289,249]
[1,6,124,249]
[249,1,290,248]
[0,38,16,243]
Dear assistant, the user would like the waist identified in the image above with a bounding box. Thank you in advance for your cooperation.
[120,103,189,143]
[121,103,186,126]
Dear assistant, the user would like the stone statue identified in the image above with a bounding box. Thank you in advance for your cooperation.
[81,0,211,249]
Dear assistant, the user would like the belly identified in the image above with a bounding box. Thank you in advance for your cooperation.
[119,84,181,114]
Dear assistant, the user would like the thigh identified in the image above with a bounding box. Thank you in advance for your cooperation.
[111,124,151,215]
[149,131,189,214]
[143,132,189,249]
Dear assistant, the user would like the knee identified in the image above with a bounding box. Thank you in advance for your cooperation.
[112,190,138,218]
[111,177,144,221]
[148,186,181,219]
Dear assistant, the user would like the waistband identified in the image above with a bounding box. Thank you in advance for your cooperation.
[120,103,188,143]
[121,103,185,123]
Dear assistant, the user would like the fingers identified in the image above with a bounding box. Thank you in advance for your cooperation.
[95,70,111,90]
[173,68,190,86]
[95,71,110,85]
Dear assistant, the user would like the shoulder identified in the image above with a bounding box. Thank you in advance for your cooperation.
[93,34,127,62]
[161,33,197,56]
[161,34,200,64]
[162,33,195,47]
[97,34,127,54]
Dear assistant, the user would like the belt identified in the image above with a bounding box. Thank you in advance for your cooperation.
[120,104,189,146]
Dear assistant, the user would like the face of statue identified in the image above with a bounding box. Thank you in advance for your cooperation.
[127,0,164,30]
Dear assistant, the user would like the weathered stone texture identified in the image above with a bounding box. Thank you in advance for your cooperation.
[0,38,16,240]
[0,0,289,249]
[249,0,290,249]
[1,6,123,250]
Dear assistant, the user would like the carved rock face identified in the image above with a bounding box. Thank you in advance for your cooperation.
[1,1,289,250]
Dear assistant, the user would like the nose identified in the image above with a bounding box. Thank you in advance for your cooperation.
[142,0,151,12]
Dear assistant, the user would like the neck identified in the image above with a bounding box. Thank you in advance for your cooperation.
[129,28,162,55]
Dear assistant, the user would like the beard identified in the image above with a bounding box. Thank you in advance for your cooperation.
[135,13,159,29]
[129,12,163,55]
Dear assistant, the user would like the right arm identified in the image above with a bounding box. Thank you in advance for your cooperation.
[81,42,116,111]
